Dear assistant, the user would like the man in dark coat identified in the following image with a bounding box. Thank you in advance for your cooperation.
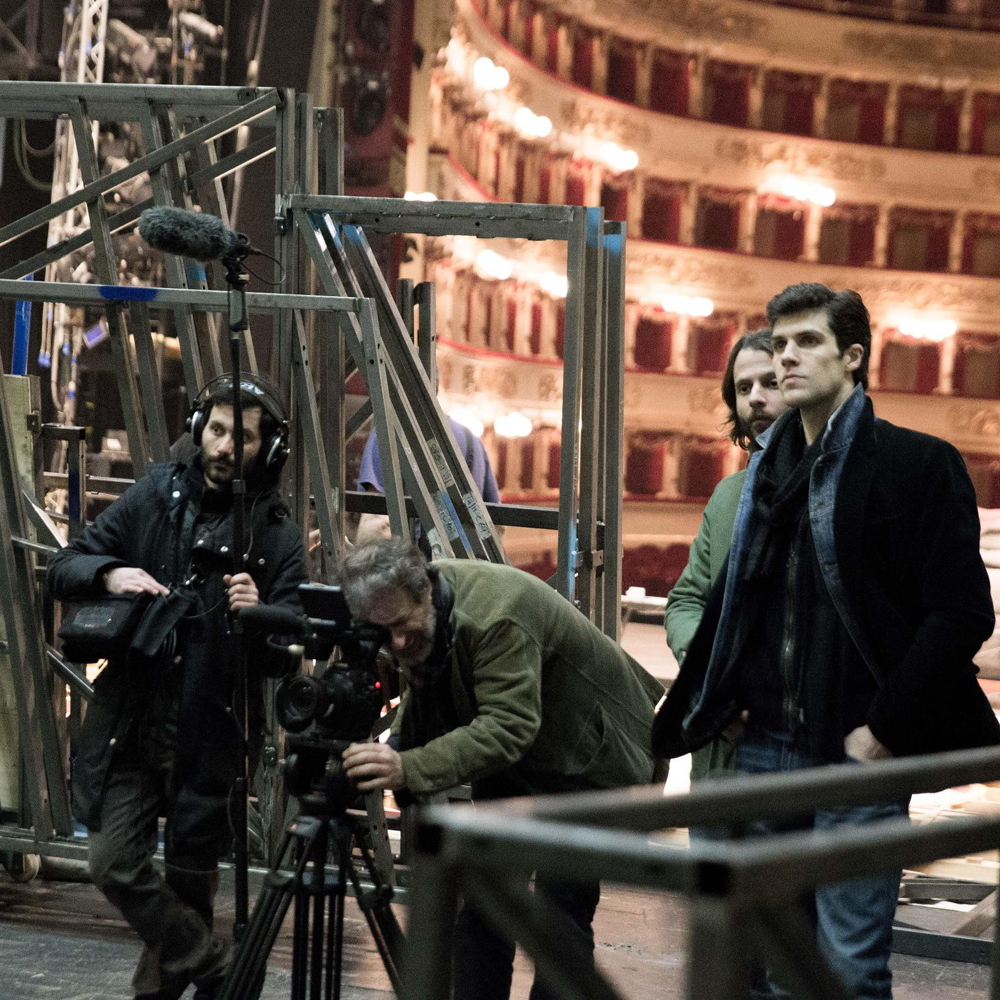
[47,376,307,1000]
[336,539,666,1000]
[653,283,1000,999]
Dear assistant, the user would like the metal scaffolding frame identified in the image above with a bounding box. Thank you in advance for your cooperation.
[285,194,625,632]
[404,746,1000,1000]
[0,83,628,873]
[0,0,45,78]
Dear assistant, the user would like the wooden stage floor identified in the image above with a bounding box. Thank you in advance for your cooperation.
[0,864,991,999]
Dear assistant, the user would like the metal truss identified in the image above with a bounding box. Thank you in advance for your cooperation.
[0,0,45,78]
[286,194,626,632]
[0,84,627,882]
[405,746,1000,1000]
[0,80,298,862]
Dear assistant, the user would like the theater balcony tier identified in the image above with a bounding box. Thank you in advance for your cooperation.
[424,163,1000,340]
[436,337,1000,466]
[460,0,1000,156]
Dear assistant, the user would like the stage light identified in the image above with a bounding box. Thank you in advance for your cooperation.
[599,141,639,173]
[495,411,533,438]
[473,56,509,91]
[450,407,485,438]
[662,294,714,317]
[475,249,513,280]
[539,271,568,298]
[356,0,391,54]
[349,72,389,137]
[775,177,837,207]
[513,107,552,139]
[896,317,957,342]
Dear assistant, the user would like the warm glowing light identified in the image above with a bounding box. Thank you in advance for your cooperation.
[494,411,533,439]
[474,249,513,281]
[776,177,837,207]
[404,190,438,202]
[450,406,486,438]
[662,293,714,318]
[473,56,509,91]
[513,106,552,139]
[539,271,568,298]
[896,317,957,342]
[599,141,639,173]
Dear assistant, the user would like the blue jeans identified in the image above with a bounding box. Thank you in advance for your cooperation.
[735,730,908,1000]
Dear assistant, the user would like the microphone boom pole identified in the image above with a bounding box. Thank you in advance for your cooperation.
[139,207,261,939]
[226,252,252,940]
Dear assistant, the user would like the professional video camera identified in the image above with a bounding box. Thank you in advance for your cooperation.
[223,585,403,1000]
[244,583,390,811]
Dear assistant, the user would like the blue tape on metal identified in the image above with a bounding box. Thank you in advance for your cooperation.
[38,351,51,368]
[185,260,207,283]
[97,285,159,301]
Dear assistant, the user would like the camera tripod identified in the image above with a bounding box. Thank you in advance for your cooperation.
[217,786,404,1000]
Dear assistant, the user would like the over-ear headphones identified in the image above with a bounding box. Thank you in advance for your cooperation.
[187,372,290,474]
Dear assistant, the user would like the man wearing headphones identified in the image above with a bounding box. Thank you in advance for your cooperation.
[47,375,308,1000]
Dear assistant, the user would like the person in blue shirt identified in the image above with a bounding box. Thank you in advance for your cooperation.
[355,416,501,545]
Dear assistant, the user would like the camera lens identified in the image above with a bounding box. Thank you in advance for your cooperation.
[276,675,329,733]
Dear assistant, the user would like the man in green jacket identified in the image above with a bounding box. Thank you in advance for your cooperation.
[665,327,787,780]
[337,538,665,1000]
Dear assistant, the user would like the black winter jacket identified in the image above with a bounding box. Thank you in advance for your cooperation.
[655,401,1000,760]
[47,459,307,862]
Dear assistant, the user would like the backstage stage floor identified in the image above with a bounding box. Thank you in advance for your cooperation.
[0,865,992,999]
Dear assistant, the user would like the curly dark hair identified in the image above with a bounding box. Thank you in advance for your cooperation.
[765,282,871,390]
[721,327,774,451]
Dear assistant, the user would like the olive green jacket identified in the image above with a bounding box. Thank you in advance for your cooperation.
[664,470,745,781]
[398,561,665,798]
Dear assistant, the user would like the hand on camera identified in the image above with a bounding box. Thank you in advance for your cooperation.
[104,567,169,596]
[224,572,259,611]
[342,742,404,792]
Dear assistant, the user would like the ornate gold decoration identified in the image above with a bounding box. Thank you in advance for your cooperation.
[627,250,755,289]
[841,31,999,71]
[571,0,769,42]
[688,385,725,415]
[843,276,1000,312]
[714,136,886,183]
[538,372,562,402]
[558,100,653,146]
[949,403,1000,439]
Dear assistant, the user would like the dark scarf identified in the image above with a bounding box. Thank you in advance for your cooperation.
[397,571,461,755]
[743,418,819,585]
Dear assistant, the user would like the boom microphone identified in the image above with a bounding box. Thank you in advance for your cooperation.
[238,604,307,635]
[138,207,252,264]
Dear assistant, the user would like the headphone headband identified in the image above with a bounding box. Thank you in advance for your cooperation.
[192,372,287,428]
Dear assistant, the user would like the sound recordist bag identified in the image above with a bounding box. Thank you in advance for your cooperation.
[59,587,199,665]
[58,593,153,664]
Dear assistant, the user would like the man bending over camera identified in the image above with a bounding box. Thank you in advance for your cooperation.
[47,375,307,1000]
[338,538,666,1000]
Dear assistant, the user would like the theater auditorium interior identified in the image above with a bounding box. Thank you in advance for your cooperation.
[1,0,1000,998]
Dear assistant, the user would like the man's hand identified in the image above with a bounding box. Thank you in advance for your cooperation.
[104,567,169,596]
[342,742,405,792]
[223,572,259,612]
[844,725,893,762]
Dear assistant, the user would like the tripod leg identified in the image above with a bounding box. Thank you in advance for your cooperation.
[310,872,327,1000]
[293,883,309,1000]
[330,837,348,1000]
[347,836,404,993]
[220,826,316,1000]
